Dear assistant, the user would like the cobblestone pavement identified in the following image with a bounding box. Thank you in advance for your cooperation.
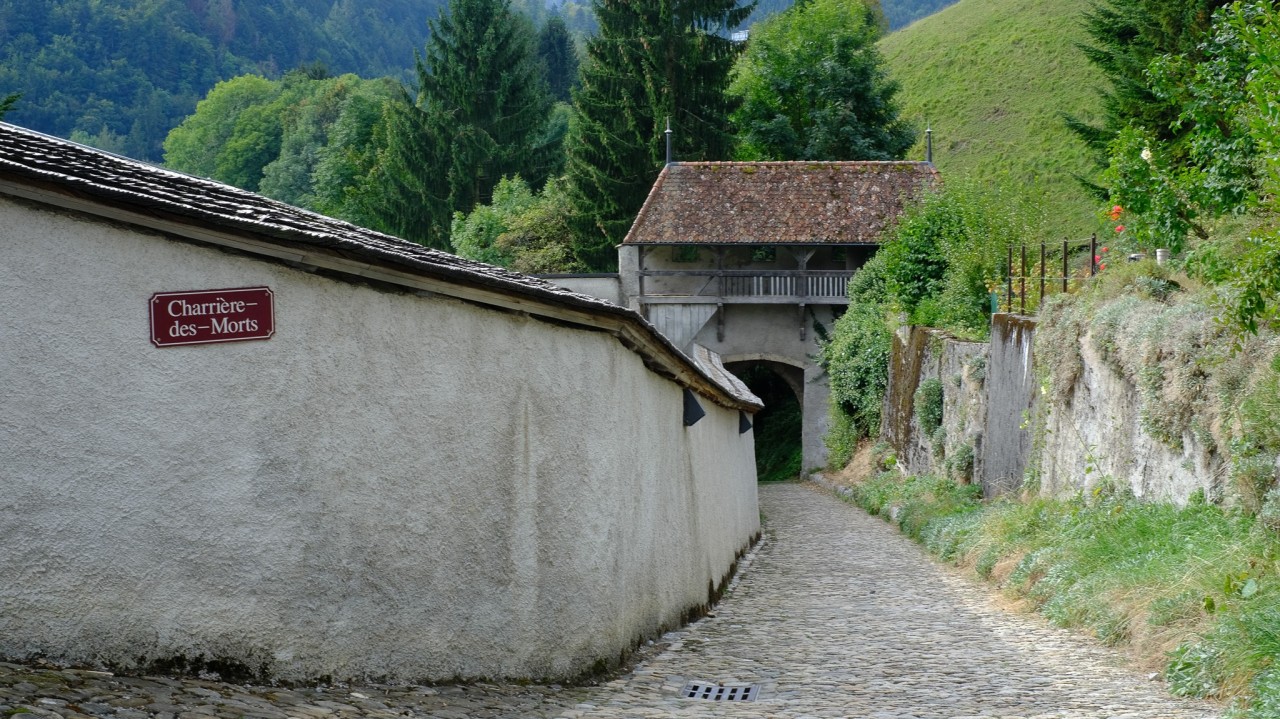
[1,483,1221,719]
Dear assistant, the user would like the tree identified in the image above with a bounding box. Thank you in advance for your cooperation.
[368,0,555,249]
[163,75,281,180]
[728,0,912,161]
[538,14,578,103]
[1066,0,1233,174]
[563,0,753,270]
[0,93,20,120]
[1098,1,1260,254]
[451,175,583,273]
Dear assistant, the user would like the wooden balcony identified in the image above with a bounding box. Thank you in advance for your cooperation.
[637,270,854,304]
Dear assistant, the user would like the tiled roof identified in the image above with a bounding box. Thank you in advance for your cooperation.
[623,161,939,245]
[0,123,761,410]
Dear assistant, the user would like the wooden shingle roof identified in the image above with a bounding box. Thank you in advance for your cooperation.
[623,161,938,245]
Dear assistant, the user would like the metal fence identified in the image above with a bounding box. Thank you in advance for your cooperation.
[1000,235,1103,315]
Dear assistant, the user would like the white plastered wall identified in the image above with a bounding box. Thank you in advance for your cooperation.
[0,197,759,682]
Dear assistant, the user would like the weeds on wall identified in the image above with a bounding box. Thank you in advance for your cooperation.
[1033,258,1280,508]
[840,470,1280,717]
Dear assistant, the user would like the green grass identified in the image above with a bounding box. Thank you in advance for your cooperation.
[843,472,1280,717]
[880,0,1107,241]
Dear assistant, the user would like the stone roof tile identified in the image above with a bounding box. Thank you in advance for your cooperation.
[623,161,938,245]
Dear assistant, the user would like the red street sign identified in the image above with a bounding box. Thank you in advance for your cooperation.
[150,287,275,347]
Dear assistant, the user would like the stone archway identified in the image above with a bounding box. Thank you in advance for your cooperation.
[725,357,807,482]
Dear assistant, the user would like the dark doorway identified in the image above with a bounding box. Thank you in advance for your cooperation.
[727,362,803,483]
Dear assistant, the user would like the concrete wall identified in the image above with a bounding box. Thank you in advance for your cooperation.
[615,244,844,471]
[691,303,841,471]
[540,274,623,306]
[880,326,986,486]
[982,315,1038,496]
[0,198,760,682]
[1039,328,1220,501]
[880,313,1229,504]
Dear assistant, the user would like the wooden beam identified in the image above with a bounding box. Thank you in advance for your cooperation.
[639,295,849,305]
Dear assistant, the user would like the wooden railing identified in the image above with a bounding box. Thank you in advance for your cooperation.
[638,270,854,304]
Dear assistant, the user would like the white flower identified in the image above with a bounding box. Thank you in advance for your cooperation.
[1141,147,1153,163]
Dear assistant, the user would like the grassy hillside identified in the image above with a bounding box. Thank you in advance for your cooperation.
[880,0,1107,239]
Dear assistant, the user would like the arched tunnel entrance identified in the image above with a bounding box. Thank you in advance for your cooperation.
[726,360,805,483]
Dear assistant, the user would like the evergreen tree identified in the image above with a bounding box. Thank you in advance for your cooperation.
[1066,0,1231,171]
[564,0,753,270]
[728,0,912,162]
[0,93,19,120]
[370,0,554,249]
[538,14,579,103]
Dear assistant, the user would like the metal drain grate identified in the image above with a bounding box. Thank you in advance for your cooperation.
[680,681,760,701]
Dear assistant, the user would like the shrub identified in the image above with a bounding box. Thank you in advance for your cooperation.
[823,301,893,442]
[914,378,944,435]
[877,178,1041,338]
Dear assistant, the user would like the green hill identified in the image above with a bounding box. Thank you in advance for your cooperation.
[879,0,1106,239]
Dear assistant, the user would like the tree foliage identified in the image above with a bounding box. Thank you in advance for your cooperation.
[163,71,399,217]
[1093,1,1280,333]
[0,92,19,120]
[1067,0,1232,172]
[879,179,1035,333]
[538,14,579,103]
[450,175,583,273]
[563,0,753,270]
[729,0,912,161]
[368,0,554,248]
[0,0,447,161]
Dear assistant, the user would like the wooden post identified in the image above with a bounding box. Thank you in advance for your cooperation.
[638,246,647,299]
[1020,244,1027,315]
[1062,239,1069,293]
[1089,234,1097,277]
[1039,242,1046,308]
[1006,246,1014,313]
[715,246,725,303]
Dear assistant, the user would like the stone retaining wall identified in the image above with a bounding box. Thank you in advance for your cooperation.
[882,313,1222,503]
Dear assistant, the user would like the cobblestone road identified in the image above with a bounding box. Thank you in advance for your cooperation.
[1,483,1221,719]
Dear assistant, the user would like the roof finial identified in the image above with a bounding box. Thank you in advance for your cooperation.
[665,117,673,166]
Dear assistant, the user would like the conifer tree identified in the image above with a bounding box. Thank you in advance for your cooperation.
[564,0,753,270]
[1066,0,1231,171]
[372,0,553,249]
[538,14,578,103]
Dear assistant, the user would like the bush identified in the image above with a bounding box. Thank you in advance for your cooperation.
[823,301,892,442]
[878,178,1040,338]
[914,378,944,436]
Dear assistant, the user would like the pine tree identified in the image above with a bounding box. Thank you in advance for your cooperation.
[564,0,753,270]
[1066,0,1231,172]
[372,0,553,249]
[538,14,578,103]
[0,93,20,120]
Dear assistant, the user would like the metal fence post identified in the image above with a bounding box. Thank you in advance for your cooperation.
[1039,242,1046,307]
